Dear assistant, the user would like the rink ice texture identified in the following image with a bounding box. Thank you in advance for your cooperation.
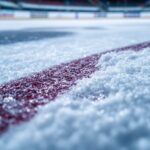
[0,19,150,150]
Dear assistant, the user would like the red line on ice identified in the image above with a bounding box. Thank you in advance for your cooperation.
[0,41,150,133]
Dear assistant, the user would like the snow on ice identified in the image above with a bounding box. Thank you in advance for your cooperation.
[0,19,150,150]
[0,46,150,150]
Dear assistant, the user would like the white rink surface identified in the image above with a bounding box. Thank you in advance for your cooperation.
[0,19,150,84]
[0,19,150,150]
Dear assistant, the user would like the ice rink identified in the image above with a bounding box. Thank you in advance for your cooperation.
[0,19,150,150]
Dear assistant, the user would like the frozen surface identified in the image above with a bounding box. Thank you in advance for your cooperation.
[0,19,150,150]
[0,47,150,150]
[0,19,150,84]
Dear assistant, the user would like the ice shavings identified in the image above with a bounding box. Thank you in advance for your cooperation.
[67,48,150,102]
[0,48,150,150]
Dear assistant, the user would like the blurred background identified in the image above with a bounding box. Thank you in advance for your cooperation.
[0,0,150,19]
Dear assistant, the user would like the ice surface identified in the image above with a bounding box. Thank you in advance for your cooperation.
[0,19,150,149]
[0,19,150,84]
[0,46,150,150]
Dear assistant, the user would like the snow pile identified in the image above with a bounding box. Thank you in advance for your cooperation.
[0,48,150,150]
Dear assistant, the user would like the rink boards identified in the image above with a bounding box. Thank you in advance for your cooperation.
[0,10,150,19]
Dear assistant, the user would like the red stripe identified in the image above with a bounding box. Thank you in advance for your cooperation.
[0,41,150,133]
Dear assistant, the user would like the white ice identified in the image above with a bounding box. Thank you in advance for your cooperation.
[0,19,150,84]
[0,19,150,150]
